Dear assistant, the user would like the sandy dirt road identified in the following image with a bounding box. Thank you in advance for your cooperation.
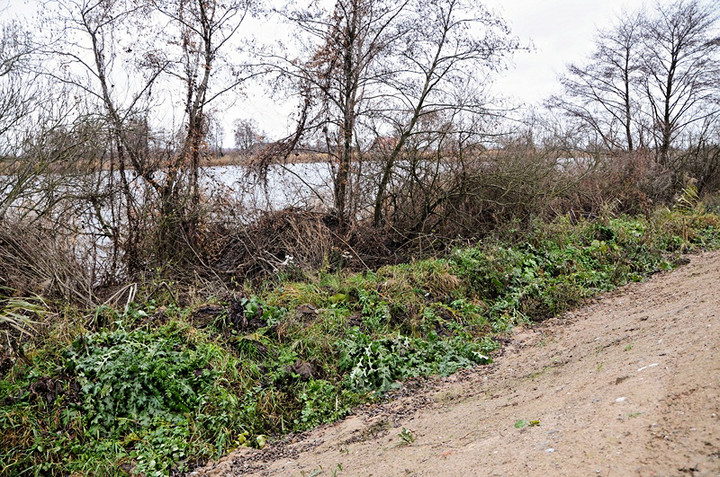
[195,251,720,476]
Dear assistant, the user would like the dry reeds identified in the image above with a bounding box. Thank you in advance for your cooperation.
[0,221,95,305]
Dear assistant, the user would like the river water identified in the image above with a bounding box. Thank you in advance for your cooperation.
[201,162,335,212]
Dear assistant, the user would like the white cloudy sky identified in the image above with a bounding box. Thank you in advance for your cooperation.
[484,0,648,105]
[4,0,656,140]
[241,0,653,137]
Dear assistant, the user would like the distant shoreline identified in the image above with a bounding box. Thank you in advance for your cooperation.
[202,151,332,167]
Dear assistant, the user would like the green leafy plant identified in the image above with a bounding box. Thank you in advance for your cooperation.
[338,330,494,393]
[0,320,246,476]
[296,379,358,431]
[398,427,415,444]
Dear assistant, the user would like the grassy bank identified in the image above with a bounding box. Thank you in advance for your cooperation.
[2,206,720,476]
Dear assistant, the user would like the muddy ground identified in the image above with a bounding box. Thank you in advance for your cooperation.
[194,251,720,476]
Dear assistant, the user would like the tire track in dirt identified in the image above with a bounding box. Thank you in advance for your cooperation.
[194,251,720,476]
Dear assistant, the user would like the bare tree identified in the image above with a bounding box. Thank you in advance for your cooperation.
[371,0,520,226]
[0,21,38,220]
[33,0,257,271]
[275,0,518,228]
[0,22,34,140]
[549,11,644,153]
[233,117,264,157]
[639,0,720,169]
[277,0,410,224]
[547,0,720,195]
[34,0,172,272]
[205,114,225,157]
[151,0,255,241]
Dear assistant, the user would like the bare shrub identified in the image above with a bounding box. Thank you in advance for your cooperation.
[382,141,567,247]
[372,138,683,257]
[678,142,720,195]
[565,150,673,217]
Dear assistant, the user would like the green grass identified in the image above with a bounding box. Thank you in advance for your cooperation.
[2,206,720,475]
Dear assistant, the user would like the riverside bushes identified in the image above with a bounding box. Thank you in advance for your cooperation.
[1,206,719,476]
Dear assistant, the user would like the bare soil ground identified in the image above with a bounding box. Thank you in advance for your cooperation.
[194,251,720,477]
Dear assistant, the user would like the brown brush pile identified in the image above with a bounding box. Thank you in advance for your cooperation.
[211,208,336,281]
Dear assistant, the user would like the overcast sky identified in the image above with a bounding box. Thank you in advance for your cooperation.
[242,0,655,138]
[3,0,659,141]
[484,0,648,105]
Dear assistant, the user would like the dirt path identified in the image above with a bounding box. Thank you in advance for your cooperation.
[195,251,720,477]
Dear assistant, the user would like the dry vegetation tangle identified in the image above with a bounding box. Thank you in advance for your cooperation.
[195,251,720,477]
